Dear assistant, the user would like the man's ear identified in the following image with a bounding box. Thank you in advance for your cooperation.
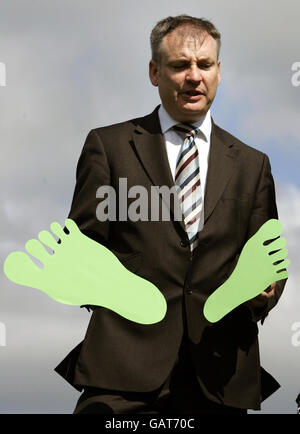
[149,60,159,87]
[217,59,221,85]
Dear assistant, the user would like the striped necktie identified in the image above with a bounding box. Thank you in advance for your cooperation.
[173,123,203,254]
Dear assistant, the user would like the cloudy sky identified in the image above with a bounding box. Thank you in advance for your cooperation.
[0,0,299,414]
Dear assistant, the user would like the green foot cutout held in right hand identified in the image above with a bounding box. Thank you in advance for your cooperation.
[203,219,289,323]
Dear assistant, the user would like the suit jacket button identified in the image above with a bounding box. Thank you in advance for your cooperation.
[187,289,193,294]
[180,239,189,248]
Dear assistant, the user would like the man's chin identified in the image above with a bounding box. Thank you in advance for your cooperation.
[163,101,209,122]
[178,104,208,120]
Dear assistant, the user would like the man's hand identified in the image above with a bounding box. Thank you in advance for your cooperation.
[245,282,276,308]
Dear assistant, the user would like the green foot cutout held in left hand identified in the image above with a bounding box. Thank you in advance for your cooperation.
[203,219,289,323]
[3,219,167,325]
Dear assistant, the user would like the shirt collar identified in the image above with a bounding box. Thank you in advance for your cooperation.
[158,104,212,142]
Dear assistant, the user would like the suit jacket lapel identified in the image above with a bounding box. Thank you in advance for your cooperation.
[203,120,239,224]
[132,106,173,189]
[132,106,186,234]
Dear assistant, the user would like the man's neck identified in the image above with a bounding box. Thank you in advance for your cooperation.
[158,104,212,140]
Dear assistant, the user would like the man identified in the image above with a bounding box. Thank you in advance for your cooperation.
[54,15,287,414]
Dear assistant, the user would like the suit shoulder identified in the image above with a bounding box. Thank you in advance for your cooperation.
[213,123,266,160]
[87,106,160,141]
[89,114,144,138]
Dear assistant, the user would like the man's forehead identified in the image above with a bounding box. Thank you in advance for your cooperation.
[161,26,217,58]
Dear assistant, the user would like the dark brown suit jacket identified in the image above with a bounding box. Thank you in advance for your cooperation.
[54,106,286,410]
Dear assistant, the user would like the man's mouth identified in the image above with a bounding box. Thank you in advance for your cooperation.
[183,90,203,96]
[180,90,205,101]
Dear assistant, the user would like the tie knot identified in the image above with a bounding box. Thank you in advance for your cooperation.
[173,123,200,139]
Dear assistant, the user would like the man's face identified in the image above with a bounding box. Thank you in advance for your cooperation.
[149,26,221,123]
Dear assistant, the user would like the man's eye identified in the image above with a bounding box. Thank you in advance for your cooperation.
[172,64,186,69]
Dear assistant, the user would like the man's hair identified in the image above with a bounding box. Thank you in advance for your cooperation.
[150,15,221,65]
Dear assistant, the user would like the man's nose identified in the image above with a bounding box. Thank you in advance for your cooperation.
[186,66,202,83]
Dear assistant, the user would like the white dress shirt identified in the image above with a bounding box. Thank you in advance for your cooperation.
[158,104,212,202]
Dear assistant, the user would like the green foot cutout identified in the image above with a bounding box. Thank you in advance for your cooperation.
[203,219,289,323]
[3,219,167,325]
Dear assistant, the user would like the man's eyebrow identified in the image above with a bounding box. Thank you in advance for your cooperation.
[167,56,214,64]
[167,56,188,62]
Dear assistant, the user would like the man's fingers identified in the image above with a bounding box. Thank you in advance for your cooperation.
[261,289,274,298]
[260,282,276,297]
[245,282,277,309]
[256,292,268,300]
[264,286,272,294]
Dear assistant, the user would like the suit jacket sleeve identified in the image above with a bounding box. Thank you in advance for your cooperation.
[244,153,287,324]
[68,129,111,311]
[68,129,110,245]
